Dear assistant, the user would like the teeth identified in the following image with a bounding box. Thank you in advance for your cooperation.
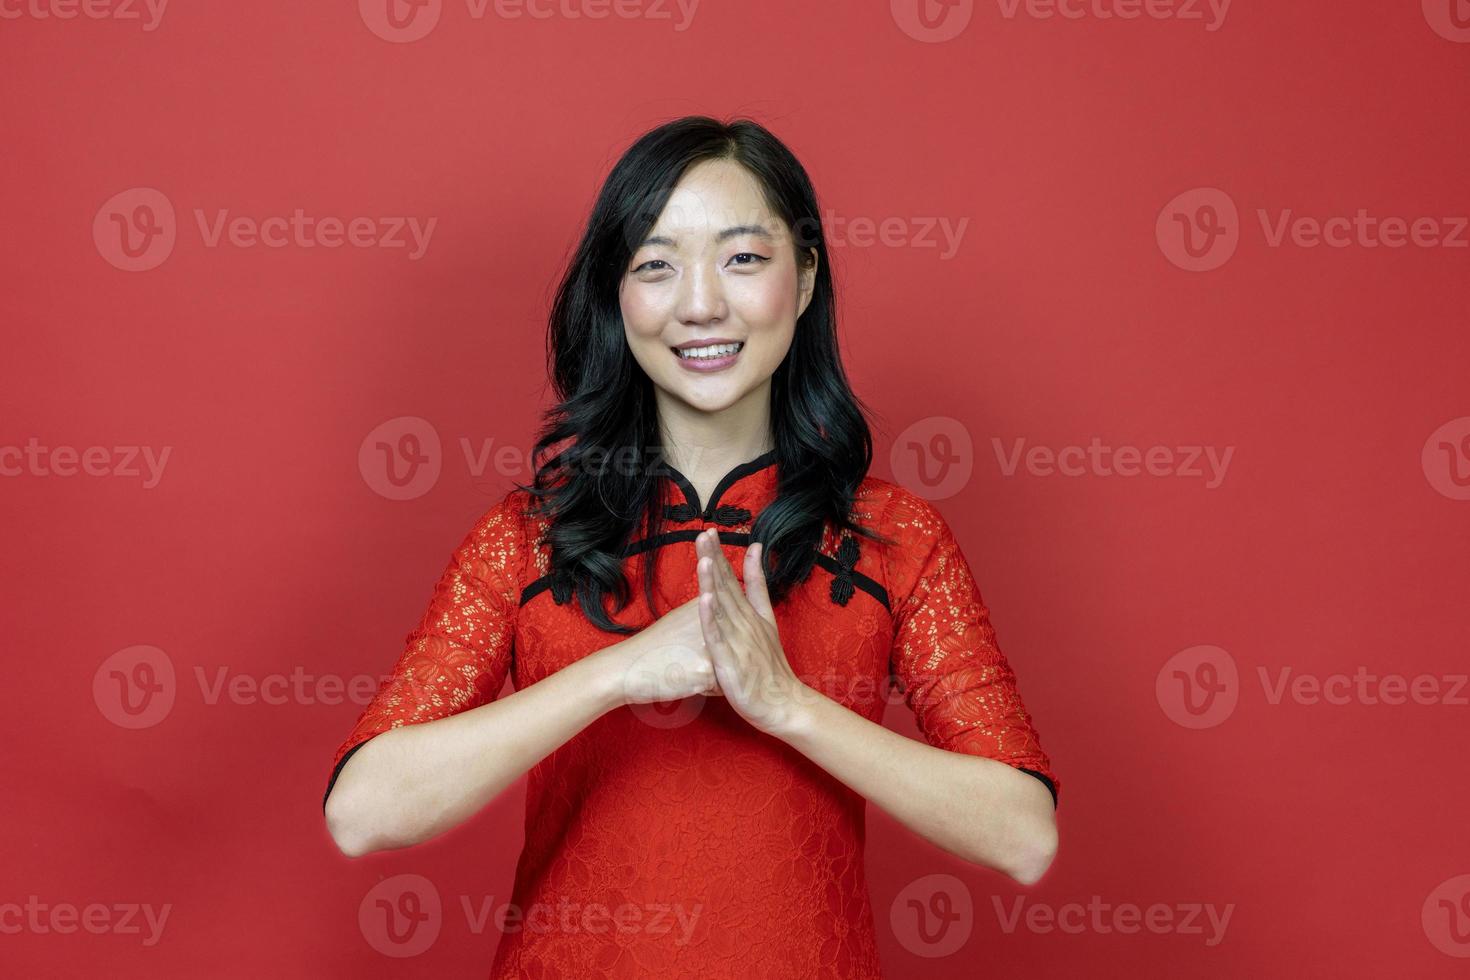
[675,342,743,360]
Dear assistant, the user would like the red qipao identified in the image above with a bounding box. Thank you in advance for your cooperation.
[325,449,1060,978]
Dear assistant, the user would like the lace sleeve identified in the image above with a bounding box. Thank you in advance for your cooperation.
[322,490,526,809]
[884,489,1060,808]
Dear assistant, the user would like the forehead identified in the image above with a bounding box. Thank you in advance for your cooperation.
[647,159,778,236]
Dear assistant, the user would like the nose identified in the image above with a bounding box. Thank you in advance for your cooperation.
[674,260,728,326]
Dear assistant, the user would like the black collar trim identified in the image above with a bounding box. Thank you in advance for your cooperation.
[654,448,778,520]
[517,529,889,612]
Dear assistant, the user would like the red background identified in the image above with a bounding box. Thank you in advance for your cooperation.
[4,1,1469,976]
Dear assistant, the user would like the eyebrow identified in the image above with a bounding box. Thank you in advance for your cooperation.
[638,224,777,248]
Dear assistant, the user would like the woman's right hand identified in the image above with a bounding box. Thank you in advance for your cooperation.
[607,595,722,705]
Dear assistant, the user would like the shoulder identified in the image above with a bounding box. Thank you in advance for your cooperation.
[470,486,535,538]
[854,475,955,549]
[853,476,964,611]
[454,487,545,584]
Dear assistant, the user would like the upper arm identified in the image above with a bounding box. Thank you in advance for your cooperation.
[322,490,527,809]
[883,488,1061,809]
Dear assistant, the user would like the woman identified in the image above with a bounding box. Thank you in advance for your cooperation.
[323,115,1060,978]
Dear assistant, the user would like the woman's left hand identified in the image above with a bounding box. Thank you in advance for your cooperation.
[693,528,811,736]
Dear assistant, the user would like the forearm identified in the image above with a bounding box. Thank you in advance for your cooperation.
[774,686,1058,885]
[325,642,632,856]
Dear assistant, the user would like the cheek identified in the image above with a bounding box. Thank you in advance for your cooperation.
[731,266,800,325]
[619,282,666,339]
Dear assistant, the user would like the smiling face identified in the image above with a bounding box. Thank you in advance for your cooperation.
[619,157,817,421]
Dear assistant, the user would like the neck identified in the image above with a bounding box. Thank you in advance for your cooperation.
[655,383,775,501]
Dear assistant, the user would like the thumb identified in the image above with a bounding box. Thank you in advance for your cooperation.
[744,542,775,622]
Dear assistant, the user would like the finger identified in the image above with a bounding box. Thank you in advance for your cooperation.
[700,557,747,646]
[698,648,725,696]
[695,533,739,619]
[698,591,732,667]
[700,635,726,695]
[744,542,775,622]
[694,532,719,599]
[709,559,753,642]
[698,528,732,590]
[700,592,752,701]
[696,548,716,604]
[703,529,751,618]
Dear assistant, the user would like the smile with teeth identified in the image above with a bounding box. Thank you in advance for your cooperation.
[674,342,744,360]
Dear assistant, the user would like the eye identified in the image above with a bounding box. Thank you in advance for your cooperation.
[728,252,769,267]
[632,259,671,274]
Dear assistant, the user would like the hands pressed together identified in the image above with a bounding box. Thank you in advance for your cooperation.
[617,528,813,737]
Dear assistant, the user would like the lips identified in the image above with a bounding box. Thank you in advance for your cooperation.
[672,341,744,360]
[671,340,744,373]
[671,337,742,350]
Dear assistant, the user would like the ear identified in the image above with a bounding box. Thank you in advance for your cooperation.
[796,249,818,319]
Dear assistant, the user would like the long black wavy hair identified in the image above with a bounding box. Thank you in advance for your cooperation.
[514,115,894,634]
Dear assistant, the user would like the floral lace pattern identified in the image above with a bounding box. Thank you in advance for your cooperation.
[326,455,1058,978]
[882,490,1059,798]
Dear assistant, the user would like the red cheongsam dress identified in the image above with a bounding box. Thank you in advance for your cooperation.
[324,448,1060,979]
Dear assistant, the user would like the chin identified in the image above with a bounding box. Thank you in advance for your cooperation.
[667,381,747,413]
